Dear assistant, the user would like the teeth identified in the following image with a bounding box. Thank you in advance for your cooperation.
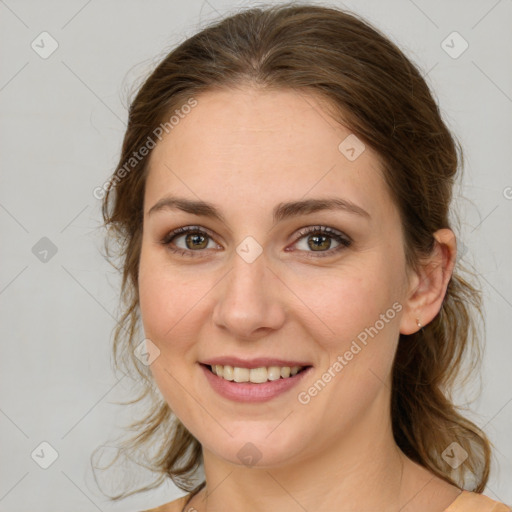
[210,364,305,383]
[222,365,233,381]
[234,367,249,382]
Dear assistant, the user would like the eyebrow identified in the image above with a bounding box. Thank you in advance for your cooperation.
[147,195,371,223]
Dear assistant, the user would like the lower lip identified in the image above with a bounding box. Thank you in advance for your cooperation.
[200,364,312,403]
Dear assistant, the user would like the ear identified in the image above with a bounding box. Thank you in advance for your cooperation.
[399,228,457,335]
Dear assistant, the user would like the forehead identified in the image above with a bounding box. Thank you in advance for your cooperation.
[145,86,396,223]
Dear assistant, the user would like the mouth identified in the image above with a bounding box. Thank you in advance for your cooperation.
[200,362,313,402]
[201,363,312,384]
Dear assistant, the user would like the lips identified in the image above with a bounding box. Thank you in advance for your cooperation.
[200,362,313,402]
[200,357,312,369]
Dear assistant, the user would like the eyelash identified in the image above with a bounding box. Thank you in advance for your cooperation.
[161,225,352,259]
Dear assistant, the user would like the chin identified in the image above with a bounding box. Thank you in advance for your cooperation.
[202,427,310,468]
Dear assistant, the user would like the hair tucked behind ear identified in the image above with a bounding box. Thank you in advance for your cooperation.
[94,1,492,500]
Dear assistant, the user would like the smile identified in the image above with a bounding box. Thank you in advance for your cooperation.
[200,363,313,402]
[209,364,306,383]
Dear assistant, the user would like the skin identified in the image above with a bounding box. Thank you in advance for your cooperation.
[138,85,461,511]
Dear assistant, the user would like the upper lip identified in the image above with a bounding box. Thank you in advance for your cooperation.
[200,357,312,369]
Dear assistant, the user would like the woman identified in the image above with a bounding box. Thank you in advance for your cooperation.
[96,3,511,511]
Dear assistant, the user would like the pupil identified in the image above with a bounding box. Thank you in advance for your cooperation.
[309,235,329,251]
[187,233,207,249]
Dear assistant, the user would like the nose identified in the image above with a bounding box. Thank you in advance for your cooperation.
[211,249,286,340]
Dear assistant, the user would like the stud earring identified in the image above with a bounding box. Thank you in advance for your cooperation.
[416,318,423,330]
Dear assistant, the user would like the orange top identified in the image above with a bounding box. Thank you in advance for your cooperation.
[142,490,512,512]
[444,491,511,512]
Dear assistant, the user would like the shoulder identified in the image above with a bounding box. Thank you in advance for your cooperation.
[445,491,512,512]
[139,493,191,512]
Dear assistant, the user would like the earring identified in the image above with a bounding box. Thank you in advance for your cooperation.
[416,318,423,330]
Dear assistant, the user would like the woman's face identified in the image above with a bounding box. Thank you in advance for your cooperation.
[138,86,416,467]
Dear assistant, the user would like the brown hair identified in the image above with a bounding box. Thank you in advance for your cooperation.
[93,1,492,500]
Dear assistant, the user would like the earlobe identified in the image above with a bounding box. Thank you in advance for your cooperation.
[399,228,457,335]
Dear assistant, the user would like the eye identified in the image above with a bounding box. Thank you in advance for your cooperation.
[161,226,220,257]
[161,224,352,258]
[290,225,352,258]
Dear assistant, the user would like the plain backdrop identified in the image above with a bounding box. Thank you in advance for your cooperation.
[1,0,511,510]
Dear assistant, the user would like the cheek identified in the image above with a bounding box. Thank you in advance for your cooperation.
[287,259,400,348]
[138,246,215,356]
[294,269,402,421]
[138,269,173,342]
[138,253,203,422]
[288,256,403,412]
[138,246,188,345]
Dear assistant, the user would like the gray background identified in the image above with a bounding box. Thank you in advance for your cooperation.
[0,0,511,510]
